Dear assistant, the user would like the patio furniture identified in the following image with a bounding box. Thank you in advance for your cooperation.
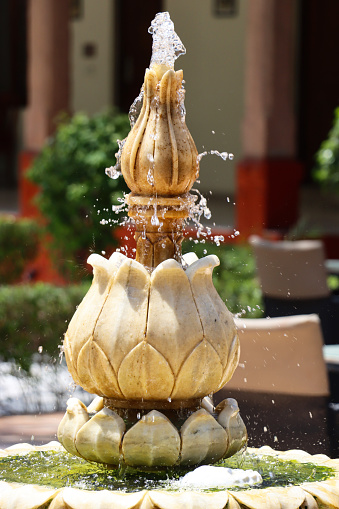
[229,314,329,395]
[215,314,338,456]
[249,235,339,344]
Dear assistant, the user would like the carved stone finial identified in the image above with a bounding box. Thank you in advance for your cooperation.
[121,67,199,268]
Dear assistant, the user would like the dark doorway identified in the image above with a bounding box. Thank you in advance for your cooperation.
[114,0,162,114]
[0,0,27,188]
[298,0,339,183]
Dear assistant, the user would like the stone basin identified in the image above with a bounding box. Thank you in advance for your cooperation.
[1,442,339,508]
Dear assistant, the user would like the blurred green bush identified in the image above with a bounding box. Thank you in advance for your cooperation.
[183,241,264,318]
[0,282,89,371]
[28,110,130,280]
[313,106,339,192]
[0,216,40,284]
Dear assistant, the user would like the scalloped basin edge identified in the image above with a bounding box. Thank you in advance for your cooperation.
[0,443,339,508]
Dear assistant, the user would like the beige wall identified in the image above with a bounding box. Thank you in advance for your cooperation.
[71,0,115,115]
[164,0,247,195]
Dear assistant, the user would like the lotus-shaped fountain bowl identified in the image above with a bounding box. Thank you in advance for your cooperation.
[64,252,239,402]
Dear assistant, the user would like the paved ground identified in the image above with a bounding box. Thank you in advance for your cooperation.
[0,412,63,449]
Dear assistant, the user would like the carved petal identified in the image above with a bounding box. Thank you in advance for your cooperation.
[146,259,203,375]
[300,491,319,509]
[216,398,247,458]
[94,258,150,374]
[57,398,88,458]
[180,409,228,465]
[75,408,125,464]
[89,341,122,398]
[148,491,229,509]
[227,495,242,509]
[266,487,309,509]
[153,70,178,193]
[122,410,180,467]
[121,69,157,194]
[49,488,147,509]
[137,83,158,190]
[302,481,339,509]
[0,483,58,509]
[63,333,81,387]
[186,255,237,369]
[118,342,174,400]
[219,333,240,389]
[87,396,104,414]
[76,339,101,395]
[232,489,281,509]
[65,254,112,363]
[171,340,223,399]
[170,70,199,193]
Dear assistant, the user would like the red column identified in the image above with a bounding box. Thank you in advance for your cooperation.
[236,0,303,235]
[19,0,70,283]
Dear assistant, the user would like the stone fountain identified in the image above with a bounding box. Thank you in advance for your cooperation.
[1,11,339,509]
[58,11,246,469]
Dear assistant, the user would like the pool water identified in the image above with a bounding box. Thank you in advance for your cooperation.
[0,450,333,492]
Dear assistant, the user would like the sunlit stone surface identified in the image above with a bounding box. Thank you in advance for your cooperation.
[122,410,180,467]
[58,396,247,467]
[64,253,238,402]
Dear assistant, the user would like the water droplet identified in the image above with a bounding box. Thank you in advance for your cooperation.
[105,165,121,180]
[147,169,155,186]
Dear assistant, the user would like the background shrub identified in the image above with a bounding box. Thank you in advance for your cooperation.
[0,216,40,284]
[28,110,130,280]
[0,282,89,371]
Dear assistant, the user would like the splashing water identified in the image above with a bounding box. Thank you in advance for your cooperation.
[198,150,234,163]
[149,12,186,70]
[105,139,125,180]
[128,89,144,128]
[105,11,236,252]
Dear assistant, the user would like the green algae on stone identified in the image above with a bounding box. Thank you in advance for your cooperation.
[0,451,334,493]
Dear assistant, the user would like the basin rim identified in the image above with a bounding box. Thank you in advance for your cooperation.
[0,442,339,508]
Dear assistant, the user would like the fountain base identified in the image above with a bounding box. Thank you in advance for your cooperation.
[1,443,338,509]
[57,396,247,468]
